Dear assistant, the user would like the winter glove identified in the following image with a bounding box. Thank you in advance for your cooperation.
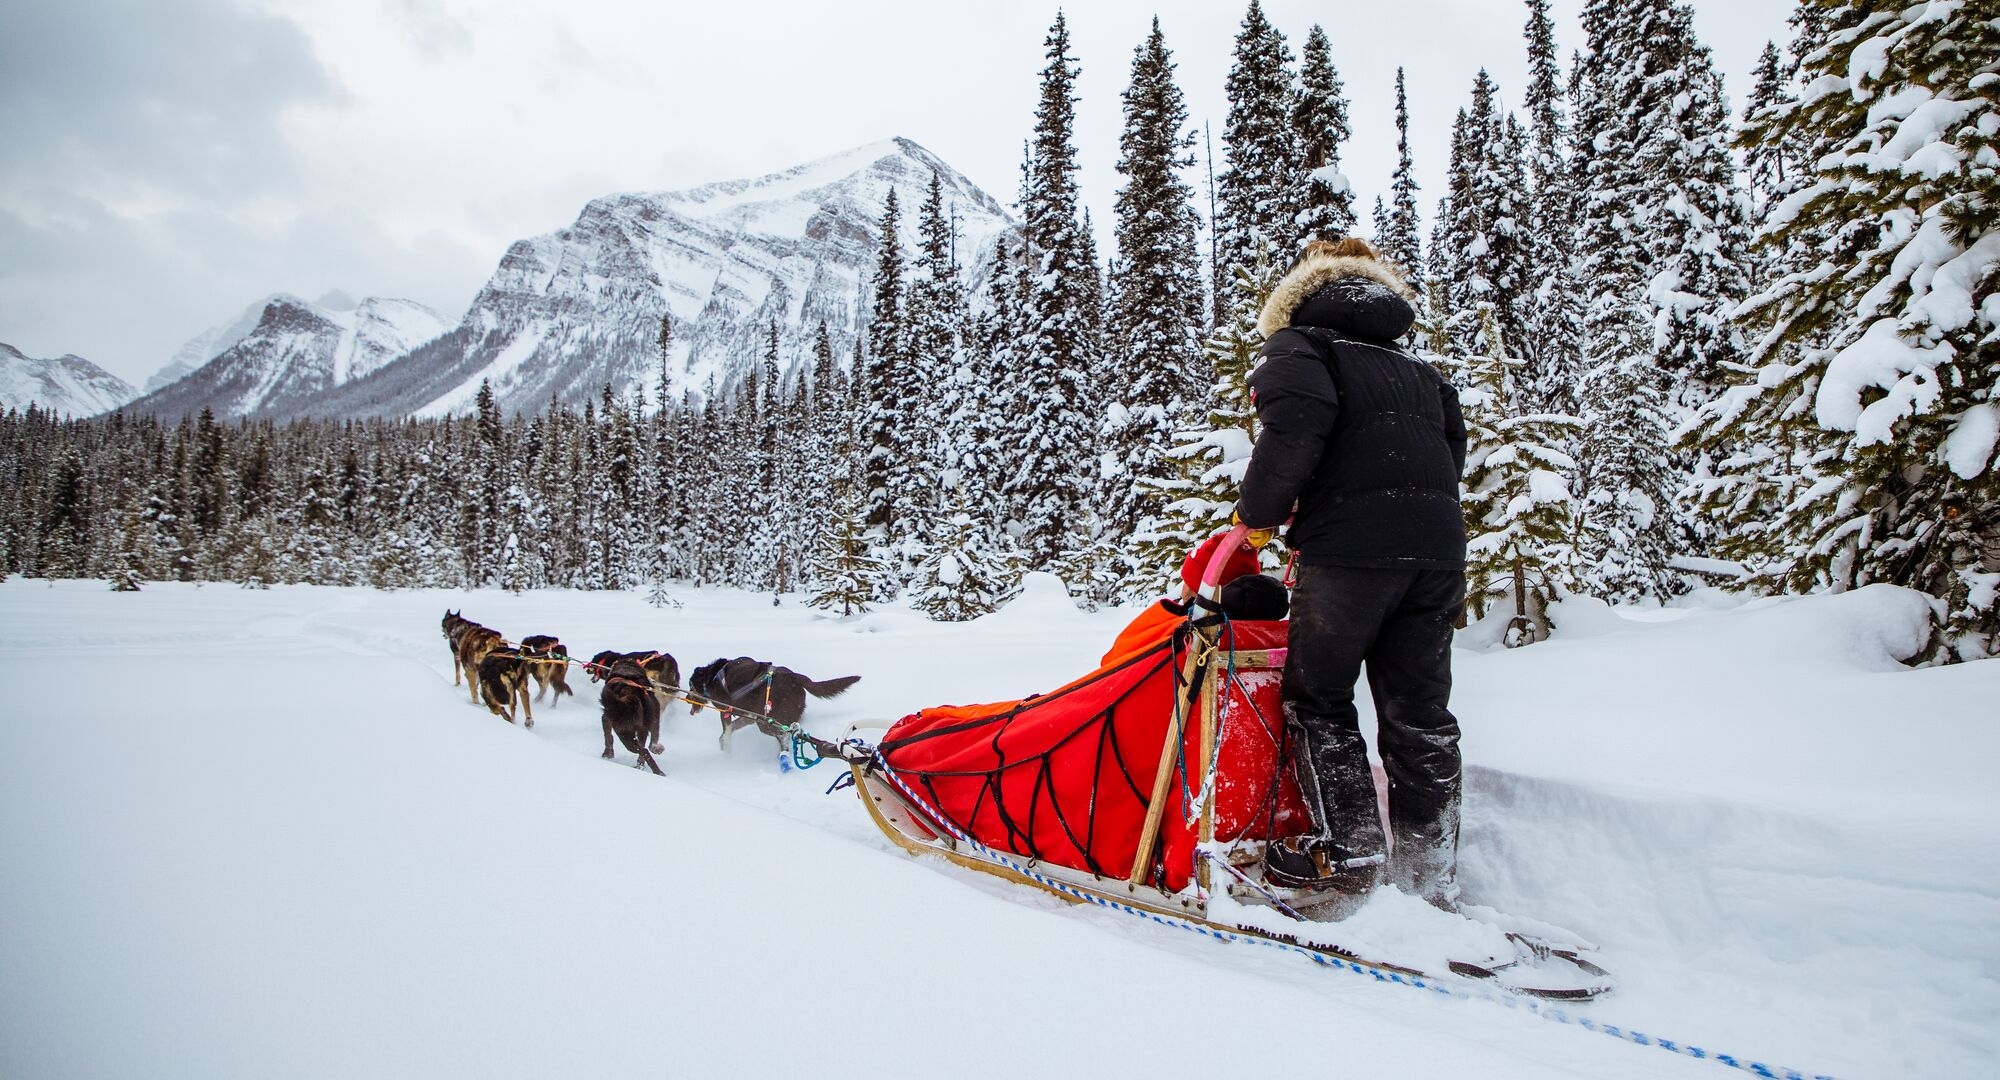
[1230,510,1277,550]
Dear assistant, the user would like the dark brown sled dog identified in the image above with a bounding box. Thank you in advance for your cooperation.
[587,649,679,719]
[596,656,664,775]
[687,657,860,752]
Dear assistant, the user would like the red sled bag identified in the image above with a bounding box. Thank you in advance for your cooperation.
[876,615,1310,893]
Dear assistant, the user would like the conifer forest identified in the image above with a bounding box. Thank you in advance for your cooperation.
[3,0,1995,663]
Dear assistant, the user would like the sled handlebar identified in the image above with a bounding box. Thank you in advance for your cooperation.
[1200,523,1253,600]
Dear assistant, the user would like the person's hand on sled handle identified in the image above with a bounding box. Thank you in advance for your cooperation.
[1230,508,1279,550]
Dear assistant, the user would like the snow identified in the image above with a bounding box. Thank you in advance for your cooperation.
[414,321,550,418]
[1944,402,2000,478]
[2,579,1996,1079]
[1815,319,1940,442]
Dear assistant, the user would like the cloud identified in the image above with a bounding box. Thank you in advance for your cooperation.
[0,0,343,211]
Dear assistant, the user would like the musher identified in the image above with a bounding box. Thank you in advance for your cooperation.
[1233,236,1469,910]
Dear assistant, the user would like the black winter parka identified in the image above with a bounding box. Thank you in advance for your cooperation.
[1236,258,1467,568]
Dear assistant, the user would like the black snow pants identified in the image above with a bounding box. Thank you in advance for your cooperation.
[1282,563,1464,904]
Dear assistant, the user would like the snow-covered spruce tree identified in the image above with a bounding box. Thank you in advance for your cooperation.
[1433,71,1537,366]
[903,170,967,539]
[859,188,907,540]
[1584,0,1751,421]
[1292,24,1356,244]
[1522,0,1587,416]
[1689,0,1999,661]
[1459,305,1581,644]
[1576,330,1683,603]
[1137,240,1283,580]
[1214,0,1298,316]
[911,510,1022,622]
[1107,17,1207,561]
[807,477,890,616]
[646,314,681,605]
[1569,0,1747,595]
[1002,11,1103,567]
[807,325,893,616]
[1741,40,1799,295]
[1380,67,1425,291]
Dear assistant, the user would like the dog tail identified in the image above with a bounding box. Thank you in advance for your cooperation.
[801,674,861,699]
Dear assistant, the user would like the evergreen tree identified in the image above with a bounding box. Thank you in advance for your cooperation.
[1214,1,1298,307]
[649,313,682,603]
[1003,11,1102,566]
[1108,17,1206,548]
[1291,24,1355,244]
[1459,305,1581,644]
[902,170,967,541]
[1433,71,1536,360]
[910,510,1021,622]
[1571,0,1749,592]
[1690,0,2000,661]
[860,188,907,536]
[1740,39,1805,295]
[1522,0,1586,415]
[1380,67,1425,288]
[808,478,892,616]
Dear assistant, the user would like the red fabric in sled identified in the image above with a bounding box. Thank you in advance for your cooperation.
[878,617,1310,892]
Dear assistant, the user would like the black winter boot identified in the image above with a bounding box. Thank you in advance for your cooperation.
[1263,836,1384,895]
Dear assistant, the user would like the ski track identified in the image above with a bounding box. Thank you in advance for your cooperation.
[2,581,1994,1079]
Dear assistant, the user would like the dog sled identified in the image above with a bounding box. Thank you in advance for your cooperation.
[820,526,1613,1001]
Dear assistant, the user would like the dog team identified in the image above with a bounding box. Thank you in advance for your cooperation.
[440,610,860,776]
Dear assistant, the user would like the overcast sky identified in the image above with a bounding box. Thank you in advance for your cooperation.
[0,0,1794,384]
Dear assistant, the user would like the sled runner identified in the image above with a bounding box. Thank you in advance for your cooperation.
[844,525,1614,1001]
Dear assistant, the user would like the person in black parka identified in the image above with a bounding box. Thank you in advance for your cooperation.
[1235,237,1467,910]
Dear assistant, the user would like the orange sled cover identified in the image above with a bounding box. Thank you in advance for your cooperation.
[877,616,1310,892]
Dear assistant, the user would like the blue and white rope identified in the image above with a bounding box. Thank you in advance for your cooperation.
[863,754,1839,1080]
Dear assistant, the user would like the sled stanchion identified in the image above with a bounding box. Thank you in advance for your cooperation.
[1130,633,1208,886]
[1194,641,1221,894]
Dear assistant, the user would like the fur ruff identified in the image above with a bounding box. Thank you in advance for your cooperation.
[1256,252,1416,339]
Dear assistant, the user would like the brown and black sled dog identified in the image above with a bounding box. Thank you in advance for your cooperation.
[519,635,575,707]
[477,646,534,727]
[596,655,664,775]
[687,657,860,752]
[442,611,507,706]
[586,649,680,715]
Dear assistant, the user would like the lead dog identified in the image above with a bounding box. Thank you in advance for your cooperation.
[442,610,506,705]
[687,657,860,752]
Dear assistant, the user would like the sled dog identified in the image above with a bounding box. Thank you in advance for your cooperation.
[688,657,860,752]
[587,649,680,715]
[519,634,575,706]
[477,645,533,727]
[597,656,665,775]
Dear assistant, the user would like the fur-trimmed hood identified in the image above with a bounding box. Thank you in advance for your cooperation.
[1256,252,1417,339]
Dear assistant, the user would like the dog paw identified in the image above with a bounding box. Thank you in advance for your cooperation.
[600,749,614,760]
[650,742,663,753]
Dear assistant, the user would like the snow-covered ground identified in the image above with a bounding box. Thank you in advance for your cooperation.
[1,578,1993,1078]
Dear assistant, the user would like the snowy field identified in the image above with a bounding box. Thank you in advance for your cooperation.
[1,577,1994,1079]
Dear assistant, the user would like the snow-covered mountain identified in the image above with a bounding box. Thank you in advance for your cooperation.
[124,294,449,419]
[299,136,1017,419]
[143,293,286,394]
[0,343,137,416]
